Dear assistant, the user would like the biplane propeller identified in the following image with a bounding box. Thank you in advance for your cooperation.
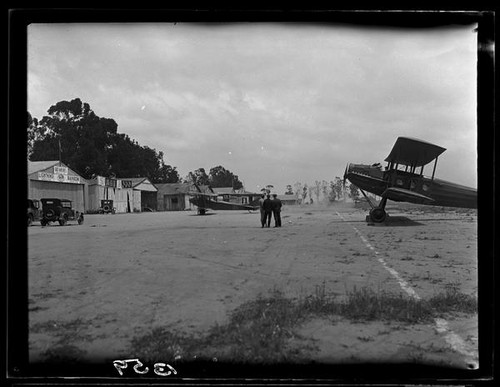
[344,137,477,223]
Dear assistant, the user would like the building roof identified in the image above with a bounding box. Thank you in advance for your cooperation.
[119,177,157,191]
[211,187,235,194]
[155,183,192,195]
[28,160,85,180]
[121,177,146,186]
[28,160,60,175]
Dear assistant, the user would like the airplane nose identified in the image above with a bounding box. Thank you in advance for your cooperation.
[343,163,350,187]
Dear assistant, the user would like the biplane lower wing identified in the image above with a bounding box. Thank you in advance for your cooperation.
[381,187,435,205]
[189,195,258,213]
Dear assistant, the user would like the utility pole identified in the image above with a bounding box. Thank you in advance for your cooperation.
[58,138,62,164]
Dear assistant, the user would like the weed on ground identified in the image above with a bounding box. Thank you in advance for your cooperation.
[130,285,477,364]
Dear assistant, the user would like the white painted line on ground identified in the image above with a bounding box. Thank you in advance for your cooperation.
[335,211,478,368]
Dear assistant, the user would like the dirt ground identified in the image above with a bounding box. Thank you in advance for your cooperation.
[28,203,478,369]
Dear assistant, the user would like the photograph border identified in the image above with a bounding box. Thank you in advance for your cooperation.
[6,6,496,386]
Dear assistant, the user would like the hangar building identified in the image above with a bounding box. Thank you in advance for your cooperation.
[124,177,158,212]
[156,183,193,211]
[88,176,158,213]
[28,160,87,213]
[87,176,134,213]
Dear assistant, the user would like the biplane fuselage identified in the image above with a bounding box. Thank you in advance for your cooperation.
[188,189,260,214]
[346,165,477,208]
[344,137,477,222]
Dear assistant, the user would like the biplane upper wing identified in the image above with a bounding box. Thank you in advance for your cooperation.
[189,191,218,197]
[384,137,446,167]
[382,187,435,204]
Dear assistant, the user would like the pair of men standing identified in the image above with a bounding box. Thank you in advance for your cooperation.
[259,193,282,228]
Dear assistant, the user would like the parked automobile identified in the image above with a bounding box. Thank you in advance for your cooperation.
[99,199,115,214]
[40,198,84,226]
[27,199,41,226]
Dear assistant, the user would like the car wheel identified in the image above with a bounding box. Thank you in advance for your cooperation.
[59,214,68,226]
[78,214,84,225]
[40,219,48,226]
[28,214,33,226]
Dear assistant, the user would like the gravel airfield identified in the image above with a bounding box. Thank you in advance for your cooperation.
[28,203,478,369]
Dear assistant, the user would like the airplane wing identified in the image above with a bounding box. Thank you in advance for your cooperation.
[188,192,218,197]
[219,192,261,197]
[382,187,435,204]
[384,137,446,167]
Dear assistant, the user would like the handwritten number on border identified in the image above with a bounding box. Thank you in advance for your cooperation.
[154,362,177,376]
[113,359,177,376]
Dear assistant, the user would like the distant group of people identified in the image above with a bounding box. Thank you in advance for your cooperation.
[259,193,282,228]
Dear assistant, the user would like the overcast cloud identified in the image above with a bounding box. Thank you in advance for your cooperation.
[28,23,478,193]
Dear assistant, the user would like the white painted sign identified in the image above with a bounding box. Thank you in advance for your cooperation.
[54,166,69,175]
[38,171,81,184]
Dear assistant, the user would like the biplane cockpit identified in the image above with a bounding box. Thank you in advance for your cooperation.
[344,137,477,223]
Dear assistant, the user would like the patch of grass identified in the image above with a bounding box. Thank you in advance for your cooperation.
[130,285,477,364]
[427,283,477,315]
[31,318,94,363]
[31,319,92,363]
[341,286,433,323]
[130,328,200,363]
[132,289,304,364]
[42,344,86,364]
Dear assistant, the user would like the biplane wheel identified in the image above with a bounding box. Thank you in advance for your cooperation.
[198,209,206,215]
[369,207,387,223]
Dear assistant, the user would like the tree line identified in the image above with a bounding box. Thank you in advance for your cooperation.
[28,98,243,188]
[286,179,360,203]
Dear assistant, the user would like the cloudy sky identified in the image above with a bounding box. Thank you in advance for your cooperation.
[28,22,478,193]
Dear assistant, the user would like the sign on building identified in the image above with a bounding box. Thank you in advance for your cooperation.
[105,178,117,188]
[38,171,81,184]
[54,166,69,175]
[121,180,133,189]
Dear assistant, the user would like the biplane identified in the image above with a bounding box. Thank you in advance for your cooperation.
[344,137,477,223]
[188,186,260,215]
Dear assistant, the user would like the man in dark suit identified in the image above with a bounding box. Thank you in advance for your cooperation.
[262,194,273,228]
[271,193,282,227]
[258,194,266,227]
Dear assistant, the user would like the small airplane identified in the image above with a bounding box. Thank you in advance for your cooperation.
[188,185,260,215]
[344,136,477,223]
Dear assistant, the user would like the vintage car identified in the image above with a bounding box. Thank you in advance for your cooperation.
[27,199,41,226]
[40,198,84,226]
[99,199,115,214]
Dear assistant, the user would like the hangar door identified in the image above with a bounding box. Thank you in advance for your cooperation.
[29,180,85,213]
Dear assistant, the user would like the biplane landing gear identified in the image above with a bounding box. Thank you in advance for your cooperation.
[362,193,388,223]
[368,207,387,223]
[197,208,207,215]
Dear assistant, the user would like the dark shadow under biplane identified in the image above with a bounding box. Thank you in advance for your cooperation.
[344,137,477,223]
